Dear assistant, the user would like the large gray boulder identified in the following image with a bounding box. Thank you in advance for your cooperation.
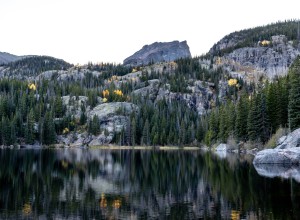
[215,143,229,151]
[123,41,191,66]
[253,148,300,164]
[275,128,300,149]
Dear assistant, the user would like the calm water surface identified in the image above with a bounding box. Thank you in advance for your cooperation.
[0,149,299,219]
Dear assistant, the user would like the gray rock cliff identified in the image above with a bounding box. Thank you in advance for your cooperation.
[123,41,191,66]
[226,35,299,78]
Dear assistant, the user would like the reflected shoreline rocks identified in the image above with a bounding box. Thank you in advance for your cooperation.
[254,163,300,182]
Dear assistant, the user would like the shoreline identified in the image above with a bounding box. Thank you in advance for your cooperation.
[0,144,201,151]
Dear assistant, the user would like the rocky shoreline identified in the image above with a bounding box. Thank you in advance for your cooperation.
[253,128,300,164]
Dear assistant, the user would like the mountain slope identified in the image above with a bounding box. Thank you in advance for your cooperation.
[209,20,300,79]
[0,52,21,64]
[0,55,73,79]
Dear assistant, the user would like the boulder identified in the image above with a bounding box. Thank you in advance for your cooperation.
[123,41,191,66]
[253,148,300,164]
[253,129,300,164]
[275,128,300,149]
[215,143,229,151]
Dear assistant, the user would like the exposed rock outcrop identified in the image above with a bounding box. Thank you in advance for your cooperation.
[213,35,300,79]
[62,95,90,119]
[37,67,101,81]
[87,102,139,146]
[226,36,299,78]
[123,41,191,66]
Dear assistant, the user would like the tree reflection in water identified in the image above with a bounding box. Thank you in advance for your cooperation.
[0,149,299,219]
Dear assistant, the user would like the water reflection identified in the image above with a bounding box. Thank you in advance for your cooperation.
[254,163,300,182]
[0,149,299,219]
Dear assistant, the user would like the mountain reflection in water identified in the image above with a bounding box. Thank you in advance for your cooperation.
[0,149,299,219]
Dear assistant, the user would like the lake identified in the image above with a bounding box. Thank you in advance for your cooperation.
[0,149,299,219]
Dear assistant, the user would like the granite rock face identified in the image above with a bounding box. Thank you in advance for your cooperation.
[123,41,191,66]
[226,35,300,78]
[211,35,300,79]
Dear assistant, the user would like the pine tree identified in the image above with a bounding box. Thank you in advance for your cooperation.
[288,56,300,131]
[25,109,35,144]
[141,119,150,145]
[43,112,56,145]
[131,117,137,146]
[54,96,64,118]
[235,93,249,141]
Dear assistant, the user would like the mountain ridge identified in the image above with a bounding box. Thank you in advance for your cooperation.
[123,40,191,66]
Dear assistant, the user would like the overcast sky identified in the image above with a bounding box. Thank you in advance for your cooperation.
[0,0,299,64]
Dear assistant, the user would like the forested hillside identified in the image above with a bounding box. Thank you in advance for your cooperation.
[0,21,300,148]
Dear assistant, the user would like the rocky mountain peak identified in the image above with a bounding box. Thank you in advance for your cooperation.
[123,40,191,66]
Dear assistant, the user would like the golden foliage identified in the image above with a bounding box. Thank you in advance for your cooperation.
[228,78,238,86]
[61,160,68,169]
[108,75,118,83]
[102,89,110,97]
[100,193,107,208]
[261,40,270,46]
[28,83,36,91]
[113,89,123,96]
[63,127,69,134]
[102,97,108,103]
[216,57,222,65]
[132,68,137,73]
[231,210,240,220]
[112,199,121,209]
[22,203,32,215]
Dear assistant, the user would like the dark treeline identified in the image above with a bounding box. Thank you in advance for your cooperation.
[4,56,73,76]
[114,96,199,146]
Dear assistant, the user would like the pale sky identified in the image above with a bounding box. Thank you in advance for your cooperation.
[0,0,299,64]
